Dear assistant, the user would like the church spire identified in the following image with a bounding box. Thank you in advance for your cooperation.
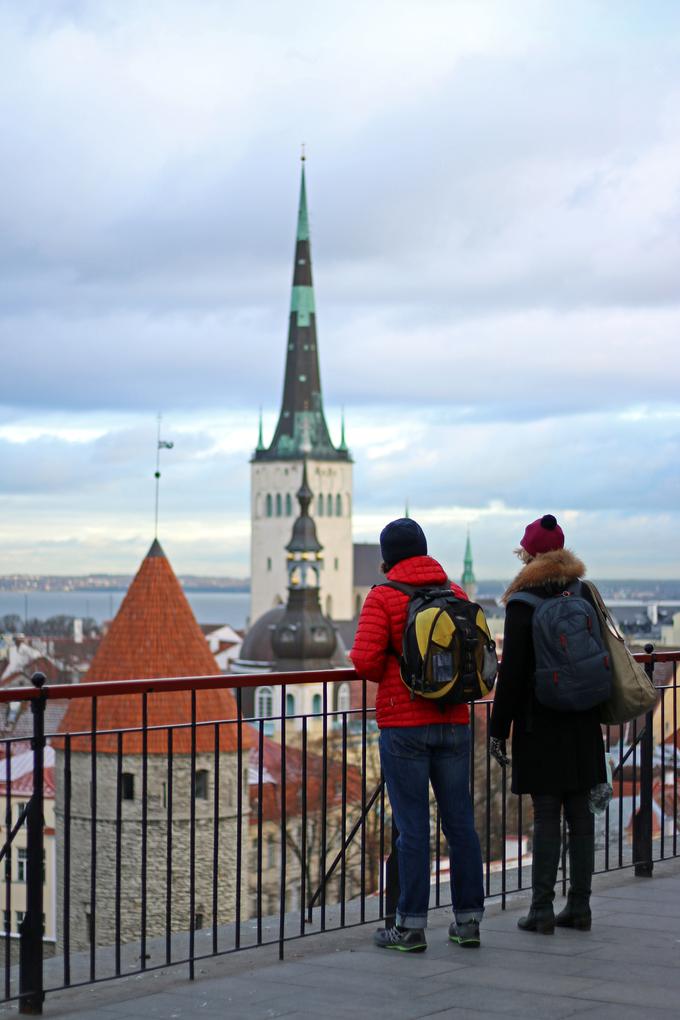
[461,530,477,599]
[255,158,349,463]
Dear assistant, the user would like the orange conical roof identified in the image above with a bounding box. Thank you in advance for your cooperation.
[59,540,254,754]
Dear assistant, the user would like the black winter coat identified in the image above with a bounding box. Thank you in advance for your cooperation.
[489,549,606,797]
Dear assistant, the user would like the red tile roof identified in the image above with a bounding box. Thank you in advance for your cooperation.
[249,735,363,822]
[57,540,254,754]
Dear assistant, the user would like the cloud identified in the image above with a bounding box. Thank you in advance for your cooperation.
[1,1,680,575]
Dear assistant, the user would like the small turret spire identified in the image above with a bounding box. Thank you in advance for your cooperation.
[461,529,477,599]
[256,407,264,451]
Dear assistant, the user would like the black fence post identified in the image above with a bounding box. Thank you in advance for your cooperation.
[19,672,47,1015]
[384,818,399,928]
[634,645,655,878]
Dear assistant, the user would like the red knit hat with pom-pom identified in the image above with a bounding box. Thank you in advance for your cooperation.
[520,514,565,556]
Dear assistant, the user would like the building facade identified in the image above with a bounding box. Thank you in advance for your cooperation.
[251,160,353,623]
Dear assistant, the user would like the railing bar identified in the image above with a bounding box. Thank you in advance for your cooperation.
[235,691,244,953]
[618,727,624,869]
[485,702,491,897]
[256,721,264,944]
[212,721,220,956]
[340,711,347,928]
[674,663,678,858]
[63,733,72,987]
[320,682,328,932]
[501,758,507,909]
[360,678,367,924]
[632,717,638,867]
[301,717,308,931]
[114,731,123,977]
[4,741,10,1000]
[165,727,173,966]
[278,684,287,961]
[89,697,97,981]
[189,691,197,980]
[660,692,666,860]
[378,772,385,919]
[141,692,148,971]
[604,725,610,872]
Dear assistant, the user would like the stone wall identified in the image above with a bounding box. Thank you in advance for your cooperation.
[54,750,250,951]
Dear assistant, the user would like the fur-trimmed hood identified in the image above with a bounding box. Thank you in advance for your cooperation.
[502,548,586,604]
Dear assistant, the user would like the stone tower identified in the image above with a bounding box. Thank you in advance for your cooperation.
[54,539,255,950]
[461,530,477,601]
[251,158,353,623]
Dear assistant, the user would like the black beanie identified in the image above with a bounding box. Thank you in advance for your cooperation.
[380,518,427,568]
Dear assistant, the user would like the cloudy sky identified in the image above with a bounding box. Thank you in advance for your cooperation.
[1,0,679,582]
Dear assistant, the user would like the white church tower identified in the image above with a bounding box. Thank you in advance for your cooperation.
[250,158,353,623]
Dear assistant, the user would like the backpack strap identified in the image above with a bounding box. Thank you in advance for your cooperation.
[506,591,543,610]
[375,580,419,596]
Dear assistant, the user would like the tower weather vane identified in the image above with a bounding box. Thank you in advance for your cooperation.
[154,414,174,538]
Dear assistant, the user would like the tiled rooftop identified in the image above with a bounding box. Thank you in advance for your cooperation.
[57,539,254,754]
[16,858,680,1019]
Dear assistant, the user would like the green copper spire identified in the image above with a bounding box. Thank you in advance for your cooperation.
[339,408,347,451]
[297,157,310,242]
[461,530,476,589]
[254,155,350,464]
[256,407,264,451]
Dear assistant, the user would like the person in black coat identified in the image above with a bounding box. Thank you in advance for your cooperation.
[489,515,606,934]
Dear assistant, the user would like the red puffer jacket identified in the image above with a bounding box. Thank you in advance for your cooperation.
[350,555,470,728]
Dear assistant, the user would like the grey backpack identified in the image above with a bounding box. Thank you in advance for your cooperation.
[507,582,612,712]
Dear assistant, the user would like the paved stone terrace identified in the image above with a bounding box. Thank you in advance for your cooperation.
[6,859,680,1019]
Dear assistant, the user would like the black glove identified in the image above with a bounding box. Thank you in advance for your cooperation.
[489,737,510,767]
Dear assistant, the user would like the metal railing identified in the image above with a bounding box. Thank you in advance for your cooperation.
[2,649,679,1014]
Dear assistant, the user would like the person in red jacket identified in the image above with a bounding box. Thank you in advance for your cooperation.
[350,518,484,953]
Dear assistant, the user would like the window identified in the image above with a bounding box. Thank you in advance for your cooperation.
[312,693,322,715]
[266,494,273,517]
[2,912,8,932]
[336,494,342,516]
[194,912,204,930]
[337,683,351,714]
[285,493,293,516]
[276,493,282,516]
[15,911,25,929]
[286,692,296,717]
[334,557,339,571]
[255,687,274,720]
[195,769,209,800]
[267,556,272,572]
[18,848,27,882]
[355,593,362,616]
[317,494,324,516]
[16,802,25,825]
[327,494,333,516]
[326,594,333,616]
[122,773,135,800]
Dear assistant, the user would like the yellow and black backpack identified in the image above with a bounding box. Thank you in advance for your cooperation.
[381,582,498,705]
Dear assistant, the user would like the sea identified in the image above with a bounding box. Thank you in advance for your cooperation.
[2,579,679,631]
[0,591,252,630]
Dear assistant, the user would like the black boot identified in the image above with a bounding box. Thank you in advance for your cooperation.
[518,837,561,935]
[555,834,594,931]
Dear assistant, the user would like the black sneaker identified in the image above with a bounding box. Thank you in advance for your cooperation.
[448,919,480,947]
[374,925,427,952]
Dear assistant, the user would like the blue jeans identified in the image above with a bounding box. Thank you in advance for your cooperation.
[379,724,484,929]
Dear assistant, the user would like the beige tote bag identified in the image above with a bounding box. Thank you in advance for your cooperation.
[583,581,658,724]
